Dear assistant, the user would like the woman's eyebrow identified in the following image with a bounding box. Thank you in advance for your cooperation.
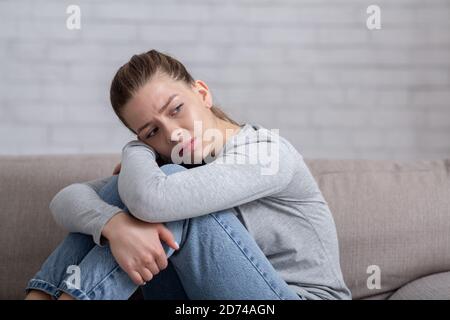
[136,94,178,134]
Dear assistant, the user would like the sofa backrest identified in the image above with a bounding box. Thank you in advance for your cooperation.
[0,155,449,299]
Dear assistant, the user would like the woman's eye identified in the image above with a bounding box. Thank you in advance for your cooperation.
[146,128,157,139]
[171,104,183,115]
[145,104,183,139]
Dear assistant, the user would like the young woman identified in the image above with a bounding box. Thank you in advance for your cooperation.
[25,50,352,300]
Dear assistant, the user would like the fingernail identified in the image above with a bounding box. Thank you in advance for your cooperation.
[175,241,179,249]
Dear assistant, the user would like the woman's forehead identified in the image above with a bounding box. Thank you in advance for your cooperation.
[133,77,190,108]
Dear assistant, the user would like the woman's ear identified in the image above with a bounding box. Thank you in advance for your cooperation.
[194,79,213,108]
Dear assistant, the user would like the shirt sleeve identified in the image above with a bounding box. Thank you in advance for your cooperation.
[49,176,123,246]
[117,137,298,223]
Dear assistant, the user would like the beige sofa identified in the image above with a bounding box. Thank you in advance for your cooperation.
[1,154,449,300]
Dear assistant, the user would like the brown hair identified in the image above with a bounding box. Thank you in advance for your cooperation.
[110,49,240,134]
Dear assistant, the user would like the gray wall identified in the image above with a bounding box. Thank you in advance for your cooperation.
[1,0,449,159]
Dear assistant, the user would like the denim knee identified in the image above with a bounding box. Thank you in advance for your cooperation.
[160,163,188,175]
[97,175,128,211]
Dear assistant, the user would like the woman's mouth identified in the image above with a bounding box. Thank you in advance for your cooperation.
[179,138,196,157]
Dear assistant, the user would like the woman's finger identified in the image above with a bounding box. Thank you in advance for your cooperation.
[158,226,179,251]
[145,260,160,276]
[129,270,145,286]
[154,249,169,271]
[139,267,154,283]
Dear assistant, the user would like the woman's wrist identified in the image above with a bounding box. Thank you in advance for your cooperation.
[102,211,128,241]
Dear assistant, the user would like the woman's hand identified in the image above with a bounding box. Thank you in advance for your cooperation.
[112,162,121,175]
[102,212,179,285]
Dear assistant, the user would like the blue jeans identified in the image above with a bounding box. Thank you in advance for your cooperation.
[26,164,303,300]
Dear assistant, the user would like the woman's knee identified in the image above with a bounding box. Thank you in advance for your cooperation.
[97,175,127,210]
[98,175,118,198]
[160,163,187,175]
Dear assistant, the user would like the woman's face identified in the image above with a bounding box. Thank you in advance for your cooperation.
[121,73,222,163]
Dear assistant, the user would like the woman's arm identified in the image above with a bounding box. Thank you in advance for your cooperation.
[118,136,298,223]
[50,176,180,285]
[49,176,123,246]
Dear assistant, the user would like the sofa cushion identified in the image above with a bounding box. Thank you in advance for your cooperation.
[388,271,450,300]
[0,154,120,300]
[305,158,450,299]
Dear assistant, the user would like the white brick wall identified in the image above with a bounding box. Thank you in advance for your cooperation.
[0,0,449,159]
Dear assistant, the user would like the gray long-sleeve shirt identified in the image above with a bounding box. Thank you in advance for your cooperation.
[49,122,352,300]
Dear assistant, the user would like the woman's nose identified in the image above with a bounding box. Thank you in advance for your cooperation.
[164,126,184,144]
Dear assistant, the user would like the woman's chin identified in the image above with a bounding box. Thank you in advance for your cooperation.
[167,149,201,165]
[168,143,214,165]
